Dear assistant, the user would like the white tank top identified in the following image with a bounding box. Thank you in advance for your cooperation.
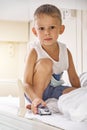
[29,40,69,74]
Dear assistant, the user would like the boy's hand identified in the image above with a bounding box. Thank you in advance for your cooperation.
[31,98,46,114]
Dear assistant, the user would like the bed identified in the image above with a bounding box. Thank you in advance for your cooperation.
[0,72,87,130]
[0,96,60,130]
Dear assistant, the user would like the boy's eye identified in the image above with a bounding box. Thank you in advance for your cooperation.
[50,26,55,29]
[38,26,55,31]
[38,27,44,30]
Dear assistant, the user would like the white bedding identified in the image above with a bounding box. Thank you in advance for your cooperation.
[0,95,87,130]
[0,96,60,130]
[57,72,87,122]
[25,110,87,130]
[58,87,87,122]
[0,72,87,130]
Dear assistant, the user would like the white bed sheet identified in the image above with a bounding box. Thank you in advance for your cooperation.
[25,111,87,130]
[0,96,60,130]
[58,87,87,122]
[0,96,87,130]
[1,111,59,130]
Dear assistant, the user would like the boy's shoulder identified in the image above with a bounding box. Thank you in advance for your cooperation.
[27,40,40,50]
[58,41,67,48]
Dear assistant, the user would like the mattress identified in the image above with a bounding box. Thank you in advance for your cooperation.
[0,72,87,130]
[0,96,60,130]
[0,96,87,130]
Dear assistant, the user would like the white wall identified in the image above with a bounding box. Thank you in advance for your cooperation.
[0,42,28,96]
[0,42,27,79]
[82,11,87,72]
[0,21,29,96]
[0,20,29,80]
[0,21,28,42]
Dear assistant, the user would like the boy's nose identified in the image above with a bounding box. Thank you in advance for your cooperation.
[45,28,50,35]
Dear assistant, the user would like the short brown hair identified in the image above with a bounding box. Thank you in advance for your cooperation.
[34,4,62,24]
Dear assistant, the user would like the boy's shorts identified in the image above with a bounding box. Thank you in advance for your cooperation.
[42,73,69,101]
[42,84,69,101]
[25,84,69,102]
[25,73,69,102]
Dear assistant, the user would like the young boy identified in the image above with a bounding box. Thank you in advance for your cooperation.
[23,4,80,114]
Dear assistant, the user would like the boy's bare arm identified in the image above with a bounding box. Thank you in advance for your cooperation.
[67,49,80,88]
[23,48,38,100]
[23,49,46,113]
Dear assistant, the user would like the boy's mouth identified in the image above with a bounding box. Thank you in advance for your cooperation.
[44,38,52,41]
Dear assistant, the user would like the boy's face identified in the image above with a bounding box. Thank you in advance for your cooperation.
[32,14,64,46]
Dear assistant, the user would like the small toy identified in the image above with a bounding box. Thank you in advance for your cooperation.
[37,104,52,115]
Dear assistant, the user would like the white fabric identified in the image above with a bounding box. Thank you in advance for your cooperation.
[50,76,64,87]
[80,72,87,87]
[46,98,59,113]
[0,112,28,130]
[1,73,87,130]
[13,76,87,130]
[0,96,87,130]
[25,112,87,130]
[29,40,69,74]
[17,76,87,122]
[58,87,87,122]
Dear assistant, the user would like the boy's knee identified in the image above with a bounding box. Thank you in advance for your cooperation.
[36,58,53,73]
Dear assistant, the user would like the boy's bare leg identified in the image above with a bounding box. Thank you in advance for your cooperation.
[33,58,53,98]
[26,58,53,112]
[62,87,76,94]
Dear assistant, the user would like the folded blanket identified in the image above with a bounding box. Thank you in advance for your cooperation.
[58,87,87,121]
[80,72,87,87]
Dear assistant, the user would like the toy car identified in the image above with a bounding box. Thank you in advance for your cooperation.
[37,104,52,115]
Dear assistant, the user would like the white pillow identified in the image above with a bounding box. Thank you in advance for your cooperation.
[80,72,87,87]
[58,87,87,121]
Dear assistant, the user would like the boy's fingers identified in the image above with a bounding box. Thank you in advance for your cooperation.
[31,98,46,114]
[31,103,38,114]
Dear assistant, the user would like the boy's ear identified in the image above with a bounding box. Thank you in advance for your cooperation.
[59,25,65,34]
[32,27,37,36]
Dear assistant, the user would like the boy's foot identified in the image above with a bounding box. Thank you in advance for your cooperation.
[26,104,31,110]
